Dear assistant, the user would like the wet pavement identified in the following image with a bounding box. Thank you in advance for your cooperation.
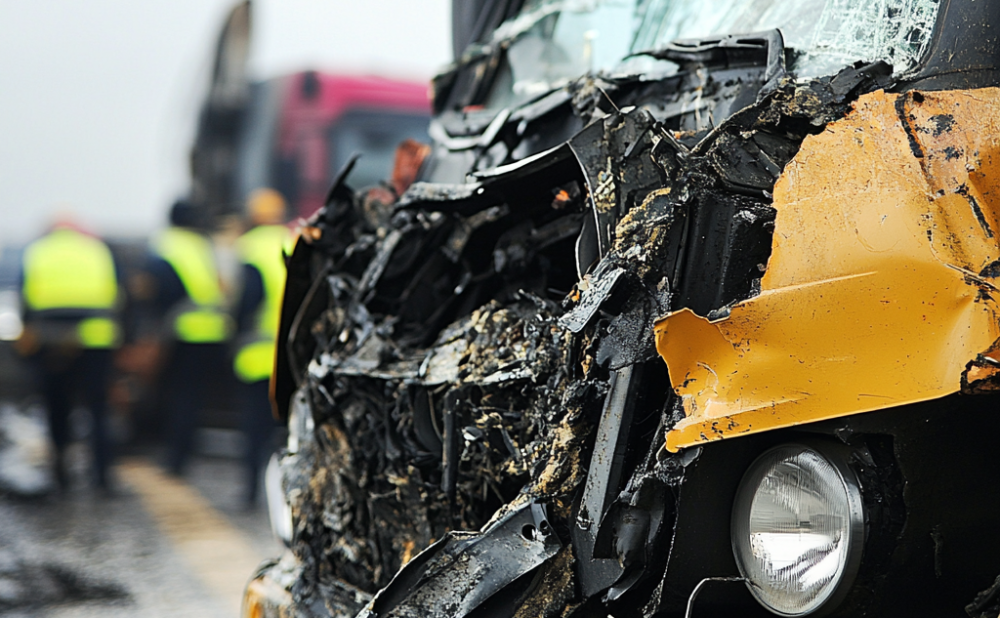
[0,442,284,618]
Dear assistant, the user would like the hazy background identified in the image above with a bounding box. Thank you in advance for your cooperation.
[0,0,451,243]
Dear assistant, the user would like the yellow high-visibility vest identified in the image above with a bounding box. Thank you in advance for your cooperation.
[153,227,230,343]
[233,225,289,383]
[21,227,120,348]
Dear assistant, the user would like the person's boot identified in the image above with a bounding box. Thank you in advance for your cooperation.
[95,467,116,498]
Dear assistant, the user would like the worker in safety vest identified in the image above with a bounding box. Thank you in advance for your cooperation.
[19,219,121,491]
[232,188,290,506]
[146,199,231,475]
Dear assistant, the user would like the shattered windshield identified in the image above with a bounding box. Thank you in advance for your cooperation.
[486,0,939,108]
[632,0,941,77]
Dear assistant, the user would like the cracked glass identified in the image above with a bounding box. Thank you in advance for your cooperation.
[631,0,941,77]
[485,0,941,109]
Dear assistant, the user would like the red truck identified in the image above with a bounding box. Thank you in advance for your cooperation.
[189,3,431,222]
[234,70,430,220]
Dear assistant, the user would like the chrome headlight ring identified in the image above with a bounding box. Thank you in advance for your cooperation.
[731,443,865,616]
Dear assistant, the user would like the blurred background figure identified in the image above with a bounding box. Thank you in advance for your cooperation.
[118,4,432,477]
[17,216,121,491]
[0,1,450,613]
[233,188,289,506]
[146,200,232,476]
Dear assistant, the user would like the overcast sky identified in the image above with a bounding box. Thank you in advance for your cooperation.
[0,0,451,245]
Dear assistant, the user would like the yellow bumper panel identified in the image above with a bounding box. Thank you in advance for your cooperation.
[658,88,1000,452]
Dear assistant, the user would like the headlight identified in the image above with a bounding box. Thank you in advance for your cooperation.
[731,444,864,616]
[265,453,293,545]
[287,387,314,454]
[267,388,312,546]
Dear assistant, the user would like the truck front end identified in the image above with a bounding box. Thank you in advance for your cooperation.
[246,1,1000,616]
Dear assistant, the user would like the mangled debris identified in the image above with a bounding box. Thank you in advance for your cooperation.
[225,0,1000,615]
[269,55,904,617]
[966,575,1000,618]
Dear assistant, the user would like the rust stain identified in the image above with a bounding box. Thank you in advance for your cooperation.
[657,88,1000,452]
[399,539,416,566]
[962,337,1000,394]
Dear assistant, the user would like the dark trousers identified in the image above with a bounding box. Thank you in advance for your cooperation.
[164,342,225,475]
[37,347,113,488]
[240,378,277,504]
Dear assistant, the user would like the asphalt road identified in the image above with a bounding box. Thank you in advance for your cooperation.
[0,444,284,618]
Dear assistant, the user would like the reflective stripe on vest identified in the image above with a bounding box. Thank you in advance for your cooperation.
[153,227,229,343]
[77,317,118,348]
[233,225,289,382]
[234,339,276,384]
[22,228,120,349]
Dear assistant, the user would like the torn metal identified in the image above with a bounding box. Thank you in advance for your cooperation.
[358,502,561,618]
[658,87,1000,452]
[267,61,891,617]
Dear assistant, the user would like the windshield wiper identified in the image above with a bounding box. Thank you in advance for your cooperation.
[632,29,786,89]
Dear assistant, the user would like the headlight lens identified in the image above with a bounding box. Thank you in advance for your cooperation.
[287,387,314,454]
[265,453,293,545]
[731,444,864,616]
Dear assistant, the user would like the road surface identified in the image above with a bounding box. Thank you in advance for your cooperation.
[0,446,284,618]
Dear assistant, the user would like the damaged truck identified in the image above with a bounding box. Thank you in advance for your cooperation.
[243,1,1000,616]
